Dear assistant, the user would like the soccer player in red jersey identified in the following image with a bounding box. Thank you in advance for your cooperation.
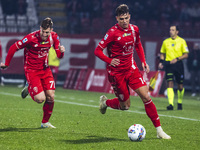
[94,4,171,139]
[0,17,65,128]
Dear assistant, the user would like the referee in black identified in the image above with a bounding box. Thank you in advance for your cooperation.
[158,25,189,110]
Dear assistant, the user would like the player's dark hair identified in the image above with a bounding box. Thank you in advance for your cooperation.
[115,4,129,16]
[170,25,179,31]
[41,17,53,29]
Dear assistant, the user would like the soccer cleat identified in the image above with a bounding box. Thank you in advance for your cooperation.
[177,103,182,110]
[99,95,108,114]
[157,127,171,139]
[41,122,56,128]
[21,86,29,99]
[166,104,173,110]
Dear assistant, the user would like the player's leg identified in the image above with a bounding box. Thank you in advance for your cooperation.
[41,69,56,128]
[128,70,171,139]
[166,80,174,110]
[41,90,56,128]
[99,74,130,114]
[135,85,171,139]
[165,64,175,110]
[50,66,59,84]
[135,86,160,127]
[30,85,55,127]
[175,61,185,110]
[25,71,46,103]
[21,81,29,99]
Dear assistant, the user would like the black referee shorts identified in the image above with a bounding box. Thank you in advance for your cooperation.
[165,61,184,84]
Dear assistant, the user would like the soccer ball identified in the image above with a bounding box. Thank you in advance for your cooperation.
[128,124,146,142]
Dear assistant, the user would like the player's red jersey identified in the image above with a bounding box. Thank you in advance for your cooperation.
[5,30,64,70]
[94,23,146,72]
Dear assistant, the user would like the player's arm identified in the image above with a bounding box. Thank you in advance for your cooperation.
[94,46,120,67]
[94,46,112,64]
[134,27,149,72]
[179,40,189,60]
[135,43,149,73]
[0,43,19,69]
[53,34,65,59]
[158,53,165,69]
[94,31,120,67]
[158,41,166,69]
[0,36,29,69]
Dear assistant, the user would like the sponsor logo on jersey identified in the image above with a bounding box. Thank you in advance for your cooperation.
[123,33,131,37]
[117,37,121,40]
[34,44,38,47]
[172,43,175,46]
[22,38,28,43]
[41,41,49,44]
[104,34,108,40]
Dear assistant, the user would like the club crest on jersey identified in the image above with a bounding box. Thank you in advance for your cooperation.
[18,41,22,45]
[22,38,28,43]
[104,34,108,40]
[172,44,175,46]
[33,87,38,93]
[123,33,131,37]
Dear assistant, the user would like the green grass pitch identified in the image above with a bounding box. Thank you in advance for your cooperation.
[0,85,199,150]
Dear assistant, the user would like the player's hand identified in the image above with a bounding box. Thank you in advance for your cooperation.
[59,45,65,53]
[158,62,164,69]
[0,62,8,69]
[110,58,120,67]
[142,62,150,73]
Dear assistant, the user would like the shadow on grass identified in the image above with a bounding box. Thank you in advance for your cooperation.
[0,127,43,132]
[61,135,128,144]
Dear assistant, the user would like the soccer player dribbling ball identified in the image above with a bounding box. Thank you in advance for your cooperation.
[0,17,65,128]
[94,4,171,139]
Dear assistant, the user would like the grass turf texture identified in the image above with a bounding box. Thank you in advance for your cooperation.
[0,85,199,150]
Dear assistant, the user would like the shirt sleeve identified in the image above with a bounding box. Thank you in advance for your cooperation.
[52,33,64,59]
[160,41,166,54]
[134,26,146,66]
[94,30,114,64]
[5,35,30,66]
[182,39,189,53]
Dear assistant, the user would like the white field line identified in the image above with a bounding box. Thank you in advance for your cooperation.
[0,92,199,122]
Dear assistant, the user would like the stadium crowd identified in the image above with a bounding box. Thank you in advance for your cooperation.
[0,0,200,37]
[65,0,200,37]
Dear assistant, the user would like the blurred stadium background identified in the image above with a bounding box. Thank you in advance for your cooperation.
[0,0,200,94]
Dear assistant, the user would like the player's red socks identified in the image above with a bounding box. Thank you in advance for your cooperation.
[144,99,161,127]
[106,98,121,109]
[42,101,54,123]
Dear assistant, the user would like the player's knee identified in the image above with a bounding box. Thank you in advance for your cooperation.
[120,106,130,110]
[120,104,130,110]
[35,98,45,103]
[46,93,54,103]
[141,95,151,103]
[34,95,46,103]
